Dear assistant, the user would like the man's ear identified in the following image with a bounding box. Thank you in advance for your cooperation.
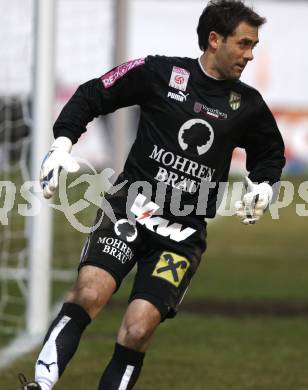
[208,31,220,50]
[208,31,221,50]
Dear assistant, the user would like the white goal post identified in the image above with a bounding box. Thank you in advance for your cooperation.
[27,0,130,336]
[27,0,55,336]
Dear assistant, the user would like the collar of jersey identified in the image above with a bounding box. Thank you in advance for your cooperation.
[198,57,226,81]
[195,57,238,92]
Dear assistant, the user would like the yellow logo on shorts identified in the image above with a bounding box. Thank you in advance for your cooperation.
[152,252,189,287]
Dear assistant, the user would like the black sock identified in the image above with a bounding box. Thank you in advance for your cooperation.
[35,303,91,387]
[98,343,145,390]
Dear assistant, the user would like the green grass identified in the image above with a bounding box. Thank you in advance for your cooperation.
[1,175,308,389]
[191,206,308,302]
[3,309,308,389]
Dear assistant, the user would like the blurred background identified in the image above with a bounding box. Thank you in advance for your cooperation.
[0,1,308,389]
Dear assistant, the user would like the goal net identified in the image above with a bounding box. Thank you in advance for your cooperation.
[0,0,114,342]
[0,97,32,335]
[0,0,33,337]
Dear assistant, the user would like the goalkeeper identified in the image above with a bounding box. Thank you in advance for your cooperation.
[19,1,285,389]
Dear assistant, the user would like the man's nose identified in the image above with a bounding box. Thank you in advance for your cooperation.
[244,48,254,61]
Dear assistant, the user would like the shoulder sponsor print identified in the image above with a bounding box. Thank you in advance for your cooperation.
[101,58,145,88]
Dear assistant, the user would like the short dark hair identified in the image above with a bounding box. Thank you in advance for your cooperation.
[197,0,266,51]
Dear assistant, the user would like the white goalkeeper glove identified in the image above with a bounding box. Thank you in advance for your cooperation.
[40,136,80,199]
[235,176,273,225]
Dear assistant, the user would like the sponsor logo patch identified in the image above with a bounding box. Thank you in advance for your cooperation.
[169,66,190,91]
[194,101,228,120]
[131,194,196,242]
[97,236,134,263]
[114,219,138,242]
[152,252,189,287]
[101,58,145,88]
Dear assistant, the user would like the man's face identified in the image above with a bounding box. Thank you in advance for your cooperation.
[213,21,259,80]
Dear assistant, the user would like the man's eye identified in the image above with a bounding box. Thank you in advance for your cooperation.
[239,41,257,49]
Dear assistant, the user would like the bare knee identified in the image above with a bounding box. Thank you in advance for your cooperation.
[66,266,117,319]
[120,322,153,350]
[117,299,161,352]
[68,285,104,315]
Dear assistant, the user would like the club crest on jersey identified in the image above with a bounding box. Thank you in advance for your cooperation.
[169,66,190,91]
[229,91,241,110]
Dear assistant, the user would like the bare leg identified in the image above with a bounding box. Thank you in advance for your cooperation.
[117,299,161,352]
[66,265,117,318]
[98,299,161,389]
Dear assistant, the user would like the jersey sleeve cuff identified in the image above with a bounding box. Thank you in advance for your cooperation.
[53,128,79,145]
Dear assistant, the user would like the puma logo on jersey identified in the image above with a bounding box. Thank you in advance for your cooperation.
[167,91,189,103]
[37,360,56,372]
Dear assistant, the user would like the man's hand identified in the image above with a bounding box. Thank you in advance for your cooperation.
[40,137,80,199]
[235,176,273,225]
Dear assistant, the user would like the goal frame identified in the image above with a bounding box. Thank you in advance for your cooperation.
[27,0,55,336]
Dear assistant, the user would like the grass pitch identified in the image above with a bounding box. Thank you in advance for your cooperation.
[3,311,308,389]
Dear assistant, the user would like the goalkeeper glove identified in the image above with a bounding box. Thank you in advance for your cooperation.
[235,176,273,225]
[40,136,80,199]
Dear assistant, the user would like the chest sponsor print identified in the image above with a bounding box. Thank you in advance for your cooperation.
[178,118,214,156]
[149,144,216,193]
[194,102,228,120]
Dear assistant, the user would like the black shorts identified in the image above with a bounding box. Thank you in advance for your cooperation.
[79,191,207,320]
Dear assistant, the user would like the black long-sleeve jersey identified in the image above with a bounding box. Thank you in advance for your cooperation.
[54,55,285,225]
